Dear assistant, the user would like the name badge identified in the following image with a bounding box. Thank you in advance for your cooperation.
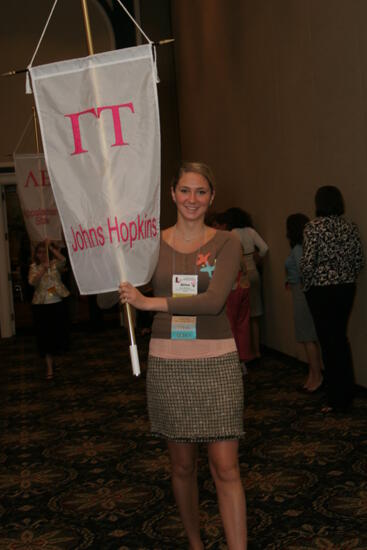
[172,274,198,297]
[171,315,197,340]
[171,274,198,339]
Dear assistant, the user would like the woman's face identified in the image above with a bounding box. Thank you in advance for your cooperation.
[172,171,214,222]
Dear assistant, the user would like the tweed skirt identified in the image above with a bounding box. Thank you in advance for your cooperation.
[147,352,244,442]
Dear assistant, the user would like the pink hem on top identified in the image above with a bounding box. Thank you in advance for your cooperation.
[149,338,237,360]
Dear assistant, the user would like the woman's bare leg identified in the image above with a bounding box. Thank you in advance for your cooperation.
[303,341,323,391]
[208,440,247,549]
[167,441,203,550]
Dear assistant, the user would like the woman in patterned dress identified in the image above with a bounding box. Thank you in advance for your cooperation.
[300,186,364,412]
[119,163,247,549]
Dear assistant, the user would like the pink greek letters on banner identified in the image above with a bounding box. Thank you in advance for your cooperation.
[24,169,51,187]
[64,103,135,155]
[14,153,62,242]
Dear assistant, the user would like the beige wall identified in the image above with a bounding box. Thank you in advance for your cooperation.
[172,0,367,386]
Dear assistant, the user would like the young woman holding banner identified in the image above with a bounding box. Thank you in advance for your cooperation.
[119,162,247,550]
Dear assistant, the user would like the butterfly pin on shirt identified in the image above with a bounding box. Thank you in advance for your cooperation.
[196,252,216,278]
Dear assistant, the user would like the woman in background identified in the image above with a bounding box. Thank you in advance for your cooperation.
[285,213,323,392]
[120,162,247,550]
[209,211,251,368]
[226,207,268,360]
[301,186,364,412]
[29,238,70,379]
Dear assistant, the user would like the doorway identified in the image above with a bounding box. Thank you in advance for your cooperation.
[2,183,33,332]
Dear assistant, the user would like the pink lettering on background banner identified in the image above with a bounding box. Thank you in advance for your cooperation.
[24,169,51,187]
[41,169,51,186]
[65,103,135,156]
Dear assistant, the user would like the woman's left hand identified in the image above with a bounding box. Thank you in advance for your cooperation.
[119,282,147,310]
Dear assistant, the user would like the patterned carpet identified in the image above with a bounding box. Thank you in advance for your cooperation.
[1,321,367,549]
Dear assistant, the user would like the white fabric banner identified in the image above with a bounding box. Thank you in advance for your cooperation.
[14,153,62,243]
[29,45,160,295]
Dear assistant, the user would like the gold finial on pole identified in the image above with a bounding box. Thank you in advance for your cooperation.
[153,38,175,46]
[1,68,28,77]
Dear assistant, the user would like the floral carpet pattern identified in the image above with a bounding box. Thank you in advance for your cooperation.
[1,324,367,549]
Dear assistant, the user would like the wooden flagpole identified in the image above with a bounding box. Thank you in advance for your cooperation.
[32,106,41,154]
[32,105,51,262]
[80,0,139,370]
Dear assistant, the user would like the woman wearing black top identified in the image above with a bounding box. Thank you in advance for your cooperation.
[300,186,364,412]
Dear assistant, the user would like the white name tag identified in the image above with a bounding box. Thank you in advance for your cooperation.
[172,274,198,297]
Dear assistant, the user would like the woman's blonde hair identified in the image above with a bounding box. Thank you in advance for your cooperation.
[171,162,215,193]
